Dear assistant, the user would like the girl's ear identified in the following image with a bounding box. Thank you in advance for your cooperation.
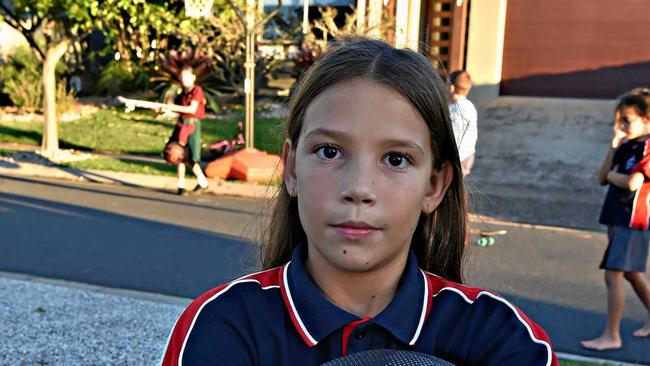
[422,162,453,215]
[282,139,297,197]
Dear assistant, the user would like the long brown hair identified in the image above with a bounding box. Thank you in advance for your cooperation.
[262,37,468,283]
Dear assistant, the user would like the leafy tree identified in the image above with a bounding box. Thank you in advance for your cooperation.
[0,0,179,152]
[97,1,181,96]
[101,0,180,68]
[177,0,284,98]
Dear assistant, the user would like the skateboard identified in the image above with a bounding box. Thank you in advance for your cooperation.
[474,229,507,247]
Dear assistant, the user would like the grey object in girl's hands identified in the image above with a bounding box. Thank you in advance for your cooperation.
[321,350,455,366]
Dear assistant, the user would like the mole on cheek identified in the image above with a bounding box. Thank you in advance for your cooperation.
[343,250,347,254]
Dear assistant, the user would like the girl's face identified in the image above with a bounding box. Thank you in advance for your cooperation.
[181,69,196,88]
[619,106,649,140]
[283,77,452,274]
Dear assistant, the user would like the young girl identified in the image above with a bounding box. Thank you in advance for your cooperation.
[160,37,557,365]
[582,90,650,351]
[162,65,210,195]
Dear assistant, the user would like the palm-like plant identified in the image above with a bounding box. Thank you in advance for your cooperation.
[150,49,221,111]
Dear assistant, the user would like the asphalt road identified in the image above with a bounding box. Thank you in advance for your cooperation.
[1,174,649,364]
[0,174,264,297]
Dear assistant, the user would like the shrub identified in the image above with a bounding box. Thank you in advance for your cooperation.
[0,47,76,114]
[56,82,77,115]
[97,60,150,96]
[1,47,42,112]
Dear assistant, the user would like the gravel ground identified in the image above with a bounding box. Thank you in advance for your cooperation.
[0,276,187,366]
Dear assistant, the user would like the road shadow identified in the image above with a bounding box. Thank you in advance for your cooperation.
[0,191,260,298]
[58,166,151,188]
[0,174,264,217]
[0,160,19,169]
[502,293,650,364]
[0,148,163,188]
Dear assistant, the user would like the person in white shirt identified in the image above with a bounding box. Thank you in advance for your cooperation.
[448,70,478,176]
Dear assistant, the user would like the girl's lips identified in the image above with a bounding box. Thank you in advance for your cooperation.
[332,225,378,239]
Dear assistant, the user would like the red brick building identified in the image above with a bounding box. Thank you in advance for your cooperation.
[398,0,650,100]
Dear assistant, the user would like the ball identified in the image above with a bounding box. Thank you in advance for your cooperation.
[164,141,189,165]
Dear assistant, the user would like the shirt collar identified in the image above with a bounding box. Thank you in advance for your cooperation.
[279,244,432,347]
[280,245,357,346]
[373,250,431,345]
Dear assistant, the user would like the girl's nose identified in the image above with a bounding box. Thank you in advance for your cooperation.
[341,187,377,205]
[339,161,378,205]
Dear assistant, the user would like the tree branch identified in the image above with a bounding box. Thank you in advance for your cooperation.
[253,0,282,33]
[224,0,246,29]
[25,37,46,62]
[32,14,46,34]
[0,1,20,29]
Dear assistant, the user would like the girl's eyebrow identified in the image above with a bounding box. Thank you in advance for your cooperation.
[303,128,350,142]
[304,128,426,157]
[382,139,426,157]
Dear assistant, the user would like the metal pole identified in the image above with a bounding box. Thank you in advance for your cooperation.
[246,32,255,149]
[245,0,256,149]
[244,33,251,149]
[302,0,309,33]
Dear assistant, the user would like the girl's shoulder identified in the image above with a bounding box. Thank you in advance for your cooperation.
[422,271,556,365]
[192,85,205,95]
[180,267,285,321]
[423,271,551,341]
[423,270,495,301]
[161,267,287,365]
[198,266,282,302]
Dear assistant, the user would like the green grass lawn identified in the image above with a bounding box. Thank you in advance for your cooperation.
[0,108,285,156]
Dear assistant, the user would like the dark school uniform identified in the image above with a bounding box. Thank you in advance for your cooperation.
[161,245,558,366]
[599,135,650,272]
[171,86,206,163]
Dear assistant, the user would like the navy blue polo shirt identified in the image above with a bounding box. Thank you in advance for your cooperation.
[161,245,557,366]
[600,135,650,229]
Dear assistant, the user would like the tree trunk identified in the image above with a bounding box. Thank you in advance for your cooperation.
[41,40,70,152]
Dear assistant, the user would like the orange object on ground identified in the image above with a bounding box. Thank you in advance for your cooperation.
[205,148,283,183]
[205,154,235,179]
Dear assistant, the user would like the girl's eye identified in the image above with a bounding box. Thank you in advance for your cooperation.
[384,152,412,169]
[315,145,341,160]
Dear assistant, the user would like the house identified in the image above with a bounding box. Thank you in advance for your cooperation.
[386,0,650,102]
